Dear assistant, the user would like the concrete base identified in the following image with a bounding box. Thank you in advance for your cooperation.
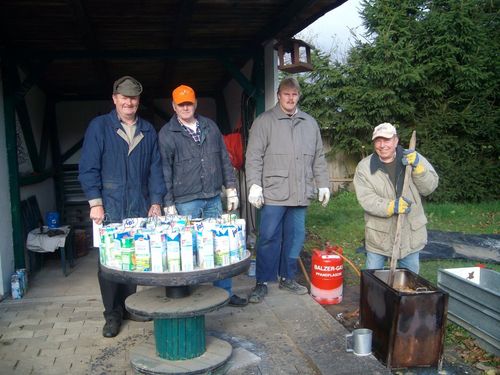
[131,336,232,375]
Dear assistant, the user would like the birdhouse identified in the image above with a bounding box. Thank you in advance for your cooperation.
[274,39,313,73]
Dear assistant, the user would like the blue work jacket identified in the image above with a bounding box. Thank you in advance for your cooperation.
[78,110,166,222]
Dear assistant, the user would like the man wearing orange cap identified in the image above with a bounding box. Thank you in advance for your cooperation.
[158,84,247,306]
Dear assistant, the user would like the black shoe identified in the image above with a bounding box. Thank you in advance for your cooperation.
[249,282,268,303]
[123,310,152,322]
[102,319,121,338]
[279,278,308,295]
[228,294,248,307]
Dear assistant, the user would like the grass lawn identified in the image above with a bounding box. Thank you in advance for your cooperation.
[304,191,500,367]
[305,191,500,283]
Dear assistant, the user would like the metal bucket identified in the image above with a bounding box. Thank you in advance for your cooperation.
[360,269,448,369]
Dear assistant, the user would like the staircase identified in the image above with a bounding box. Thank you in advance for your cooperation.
[59,164,90,229]
[57,164,91,256]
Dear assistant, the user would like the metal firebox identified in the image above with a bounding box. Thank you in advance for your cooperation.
[360,269,448,369]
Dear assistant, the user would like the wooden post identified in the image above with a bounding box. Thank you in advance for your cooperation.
[388,131,416,286]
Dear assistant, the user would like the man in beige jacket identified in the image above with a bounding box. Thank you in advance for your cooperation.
[353,123,439,274]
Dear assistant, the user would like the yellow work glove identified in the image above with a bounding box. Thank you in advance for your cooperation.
[402,149,425,175]
[387,197,412,216]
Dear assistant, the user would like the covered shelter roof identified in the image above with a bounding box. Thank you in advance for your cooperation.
[0,0,346,100]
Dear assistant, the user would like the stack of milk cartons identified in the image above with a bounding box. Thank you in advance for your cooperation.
[97,215,246,272]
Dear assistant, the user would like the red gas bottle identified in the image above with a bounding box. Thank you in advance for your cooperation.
[310,245,343,305]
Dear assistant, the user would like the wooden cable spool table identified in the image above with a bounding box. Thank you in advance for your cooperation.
[100,251,251,375]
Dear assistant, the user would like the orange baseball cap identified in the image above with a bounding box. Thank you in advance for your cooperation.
[172,85,196,105]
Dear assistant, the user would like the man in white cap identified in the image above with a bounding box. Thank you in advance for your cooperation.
[79,76,165,337]
[353,122,439,273]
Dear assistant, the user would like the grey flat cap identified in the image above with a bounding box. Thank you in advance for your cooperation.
[113,76,143,96]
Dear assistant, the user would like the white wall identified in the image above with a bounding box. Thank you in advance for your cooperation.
[264,41,279,110]
[57,101,112,164]
[0,68,15,298]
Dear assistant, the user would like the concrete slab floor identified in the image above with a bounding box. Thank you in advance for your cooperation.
[0,249,390,374]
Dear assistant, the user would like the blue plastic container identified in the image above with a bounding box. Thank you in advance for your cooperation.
[46,211,60,229]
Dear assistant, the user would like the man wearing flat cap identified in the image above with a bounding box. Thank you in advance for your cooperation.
[79,76,166,337]
[158,84,247,307]
[353,122,439,273]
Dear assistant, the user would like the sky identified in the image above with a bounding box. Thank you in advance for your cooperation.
[296,0,365,58]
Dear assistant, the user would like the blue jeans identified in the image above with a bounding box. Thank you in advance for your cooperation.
[365,251,420,274]
[175,196,232,295]
[256,205,307,282]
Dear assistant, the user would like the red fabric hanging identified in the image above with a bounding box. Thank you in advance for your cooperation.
[223,119,244,170]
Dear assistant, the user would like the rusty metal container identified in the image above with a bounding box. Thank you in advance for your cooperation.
[360,269,448,369]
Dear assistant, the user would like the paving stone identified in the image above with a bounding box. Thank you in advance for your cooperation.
[34,328,65,337]
[12,360,34,374]
[1,329,34,340]
[40,346,75,358]
[0,357,18,369]
[53,321,84,329]
[20,323,54,332]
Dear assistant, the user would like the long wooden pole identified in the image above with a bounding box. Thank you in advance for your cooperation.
[388,131,416,286]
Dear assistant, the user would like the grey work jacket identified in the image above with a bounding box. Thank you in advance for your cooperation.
[158,114,236,206]
[245,104,328,206]
[353,148,439,259]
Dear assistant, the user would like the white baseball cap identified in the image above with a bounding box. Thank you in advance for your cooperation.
[372,122,397,140]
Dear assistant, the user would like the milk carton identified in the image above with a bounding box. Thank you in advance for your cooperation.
[236,219,247,259]
[227,225,240,264]
[134,233,151,271]
[214,227,230,266]
[197,227,215,269]
[166,231,181,272]
[150,232,167,272]
[180,228,194,271]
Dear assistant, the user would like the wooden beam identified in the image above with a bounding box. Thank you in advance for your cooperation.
[7,64,41,173]
[19,169,55,186]
[219,57,257,98]
[215,93,230,134]
[162,0,198,97]
[1,60,25,269]
[61,139,83,163]
[254,0,318,44]
[1,48,254,61]
[67,0,110,92]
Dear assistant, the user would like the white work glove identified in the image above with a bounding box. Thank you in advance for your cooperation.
[318,187,330,207]
[164,205,178,215]
[226,188,239,212]
[248,184,264,209]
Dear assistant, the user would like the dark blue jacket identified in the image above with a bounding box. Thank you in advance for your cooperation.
[78,110,166,222]
[158,114,236,206]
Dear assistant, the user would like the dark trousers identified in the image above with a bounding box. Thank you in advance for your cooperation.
[97,264,136,321]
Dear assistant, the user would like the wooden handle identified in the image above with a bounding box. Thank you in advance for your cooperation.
[388,131,416,285]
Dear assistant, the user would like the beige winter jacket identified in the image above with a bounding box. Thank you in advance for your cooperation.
[353,147,439,259]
